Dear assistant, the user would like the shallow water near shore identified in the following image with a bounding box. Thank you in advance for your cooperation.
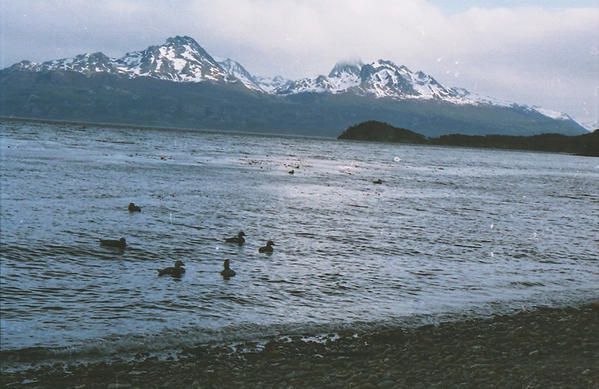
[1,121,598,368]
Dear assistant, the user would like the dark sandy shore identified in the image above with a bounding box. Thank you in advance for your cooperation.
[2,302,598,388]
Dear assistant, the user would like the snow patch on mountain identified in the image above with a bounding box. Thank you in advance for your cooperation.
[254,75,293,94]
[532,107,572,121]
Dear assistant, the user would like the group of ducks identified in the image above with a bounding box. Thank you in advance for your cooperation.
[224,231,276,253]
[98,204,275,280]
[155,231,274,279]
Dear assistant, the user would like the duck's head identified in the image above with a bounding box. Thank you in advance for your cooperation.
[238,231,246,237]
[175,260,184,268]
[120,238,126,243]
[267,240,275,246]
[223,259,231,269]
[129,202,135,207]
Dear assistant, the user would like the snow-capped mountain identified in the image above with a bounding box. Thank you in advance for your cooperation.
[113,36,227,82]
[7,35,576,123]
[275,59,489,105]
[271,59,579,121]
[12,36,276,92]
[13,52,119,75]
[217,58,263,91]
[12,36,230,84]
[272,59,464,100]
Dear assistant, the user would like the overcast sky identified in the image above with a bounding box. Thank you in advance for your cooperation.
[1,0,598,127]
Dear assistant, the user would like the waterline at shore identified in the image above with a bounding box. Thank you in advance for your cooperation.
[2,301,597,388]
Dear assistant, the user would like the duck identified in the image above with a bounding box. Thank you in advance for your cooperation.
[224,231,246,245]
[128,203,141,212]
[99,237,126,249]
[258,240,275,253]
[373,179,383,184]
[158,260,186,277]
[220,259,236,279]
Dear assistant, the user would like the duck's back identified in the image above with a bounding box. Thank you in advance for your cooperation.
[159,267,185,277]
[100,239,126,248]
[259,246,273,253]
[221,269,236,277]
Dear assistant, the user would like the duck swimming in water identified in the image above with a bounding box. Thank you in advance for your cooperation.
[220,259,236,279]
[158,260,185,277]
[224,231,245,245]
[128,203,141,212]
[99,237,126,249]
[258,240,275,253]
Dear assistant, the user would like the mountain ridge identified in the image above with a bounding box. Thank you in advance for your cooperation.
[7,35,577,124]
[1,35,587,136]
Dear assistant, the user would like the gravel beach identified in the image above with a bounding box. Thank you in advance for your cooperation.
[2,302,598,388]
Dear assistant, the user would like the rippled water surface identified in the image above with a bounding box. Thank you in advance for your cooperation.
[1,121,598,360]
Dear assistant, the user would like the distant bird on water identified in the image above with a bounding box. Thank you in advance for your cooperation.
[258,240,275,253]
[128,203,141,212]
[225,231,246,245]
[158,260,186,277]
[220,259,236,279]
[99,237,126,249]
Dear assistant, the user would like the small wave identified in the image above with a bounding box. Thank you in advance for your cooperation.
[2,291,596,373]
[509,281,545,288]
[94,139,136,145]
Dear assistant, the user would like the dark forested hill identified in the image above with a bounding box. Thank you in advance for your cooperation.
[337,121,598,156]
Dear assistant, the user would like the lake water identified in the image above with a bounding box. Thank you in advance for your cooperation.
[1,120,597,365]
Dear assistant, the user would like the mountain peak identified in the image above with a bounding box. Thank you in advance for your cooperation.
[157,35,214,62]
[372,59,408,70]
[328,60,363,78]
[217,58,263,91]
[162,36,209,55]
[165,35,198,46]
[116,36,226,82]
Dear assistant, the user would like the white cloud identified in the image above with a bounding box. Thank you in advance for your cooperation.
[1,0,597,125]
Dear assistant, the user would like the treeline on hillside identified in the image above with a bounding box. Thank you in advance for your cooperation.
[338,121,598,157]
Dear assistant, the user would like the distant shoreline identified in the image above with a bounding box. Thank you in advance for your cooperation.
[2,116,597,157]
[0,116,334,142]
[338,120,599,157]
